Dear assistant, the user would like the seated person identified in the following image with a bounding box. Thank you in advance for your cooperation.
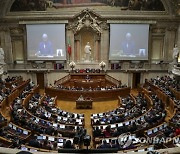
[93,127,103,137]
[97,140,111,149]
[63,140,75,149]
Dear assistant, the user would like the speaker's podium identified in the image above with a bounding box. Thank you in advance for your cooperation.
[76,95,93,109]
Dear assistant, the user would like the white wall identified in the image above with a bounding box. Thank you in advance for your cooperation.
[46,72,68,86]
[107,72,129,86]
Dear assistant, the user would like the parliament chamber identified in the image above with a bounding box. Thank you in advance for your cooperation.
[0,0,180,154]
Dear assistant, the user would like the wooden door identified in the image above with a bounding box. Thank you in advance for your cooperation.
[36,72,44,89]
[132,73,141,88]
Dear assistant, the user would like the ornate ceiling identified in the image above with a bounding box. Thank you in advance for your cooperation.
[0,0,179,20]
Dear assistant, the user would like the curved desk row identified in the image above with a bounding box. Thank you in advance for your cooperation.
[45,87,131,101]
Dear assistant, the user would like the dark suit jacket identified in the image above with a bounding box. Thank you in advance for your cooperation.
[121,40,135,55]
[38,41,53,56]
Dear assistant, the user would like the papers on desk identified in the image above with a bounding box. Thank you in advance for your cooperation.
[163,123,168,128]
[93,114,97,117]
[76,119,81,123]
[138,149,145,152]
[63,117,67,121]
[48,113,51,117]
[69,139,73,143]
[105,139,110,143]
[125,121,129,125]
[53,123,58,128]
[52,108,56,111]
[176,144,180,147]
[58,138,64,142]
[48,136,55,142]
[159,125,163,130]
[58,143,63,147]
[21,146,28,151]
[94,119,98,123]
[140,116,144,120]
[147,130,152,135]
[147,146,154,151]
[111,124,116,128]
[13,125,16,130]
[118,123,123,127]
[23,130,28,135]
[153,127,158,133]
[74,114,77,118]
[8,123,12,128]
[35,118,39,123]
[30,149,37,152]
[37,136,43,140]
[99,113,103,117]
[103,125,107,129]
[43,136,46,140]
[60,125,65,129]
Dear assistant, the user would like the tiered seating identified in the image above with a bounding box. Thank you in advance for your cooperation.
[46,73,130,100]
[4,76,23,89]
[0,75,179,153]
[92,92,167,152]
[91,95,136,125]
[40,95,84,126]
[6,79,85,152]
[0,112,7,127]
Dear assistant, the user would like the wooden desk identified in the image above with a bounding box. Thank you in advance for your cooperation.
[76,99,93,109]
[45,87,131,101]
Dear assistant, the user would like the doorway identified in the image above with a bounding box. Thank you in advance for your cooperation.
[132,72,141,88]
[36,72,44,89]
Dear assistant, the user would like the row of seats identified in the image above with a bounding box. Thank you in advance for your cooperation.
[92,89,170,152]
[0,77,85,152]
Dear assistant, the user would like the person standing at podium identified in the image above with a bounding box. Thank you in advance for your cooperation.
[121,32,136,55]
[78,95,84,101]
[36,33,53,56]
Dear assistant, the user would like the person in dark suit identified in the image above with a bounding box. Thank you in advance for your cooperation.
[93,127,102,137]
[37,33,53,56]
[63,140,75,149]
[121,32,136,55]
[97,140,111,149]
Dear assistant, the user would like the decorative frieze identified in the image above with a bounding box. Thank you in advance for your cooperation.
[10,27,24,35]
[67,9,105,35]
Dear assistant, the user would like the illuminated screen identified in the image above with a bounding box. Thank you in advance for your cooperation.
[109,24,149,60]
[26,24,66,60]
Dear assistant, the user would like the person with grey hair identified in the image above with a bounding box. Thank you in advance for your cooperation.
[37,33,53,56]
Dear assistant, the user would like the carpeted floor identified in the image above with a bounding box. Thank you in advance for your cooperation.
[56,99,119,139]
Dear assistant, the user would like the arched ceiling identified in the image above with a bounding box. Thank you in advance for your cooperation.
[0,0,179,19]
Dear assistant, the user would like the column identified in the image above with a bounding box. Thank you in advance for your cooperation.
[74,34,80,62]
[100,27,109,68]
[0,27,13,64]
[76,40,80,62]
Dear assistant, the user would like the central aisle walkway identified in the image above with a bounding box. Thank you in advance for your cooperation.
[56,100,118,147]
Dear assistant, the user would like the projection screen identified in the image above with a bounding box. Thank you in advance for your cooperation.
[26,24,66,61]
[109,24,149,61]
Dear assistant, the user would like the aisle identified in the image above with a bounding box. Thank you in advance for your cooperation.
[56,99,118,147]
